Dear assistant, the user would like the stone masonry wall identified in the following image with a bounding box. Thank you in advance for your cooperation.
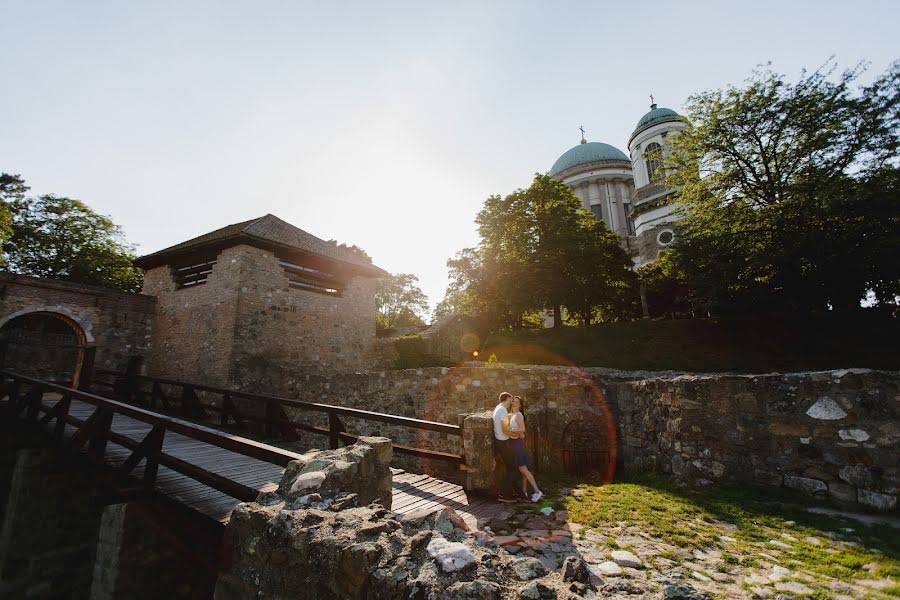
[142,246,244,388]
[227,245,376,384]
[144,244,376,389]
[611,368,900,511]
[260,365,897,511]
[215,438,603,600]
[0,273,155,373]
[270,366,612,484]
[0,449,103,600]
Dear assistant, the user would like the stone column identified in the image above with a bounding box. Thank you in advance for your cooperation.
[616,181,630,236]
[460,412,495,494]
[587,181,600,215]
[606,181,620,233]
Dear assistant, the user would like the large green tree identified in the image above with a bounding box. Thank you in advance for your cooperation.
[2,186,144,293]
[665,59,900,314]
[376,272,429,330]
[441,173,637,328]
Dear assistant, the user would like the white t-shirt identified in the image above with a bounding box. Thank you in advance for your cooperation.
[492,403,509,440]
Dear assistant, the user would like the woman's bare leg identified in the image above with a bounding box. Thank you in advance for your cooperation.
[518,465,540,495]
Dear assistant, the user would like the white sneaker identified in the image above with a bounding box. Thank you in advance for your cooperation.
[531,492,543,503]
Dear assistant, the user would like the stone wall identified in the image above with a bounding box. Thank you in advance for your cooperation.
[215,438,599,600]
[262,365,897,511]
[0,448,103,599]
[610,368,900,511]
[270,365,613,484]
[144,244,376,389]
[0,273,156,376]
[91,500,223,600]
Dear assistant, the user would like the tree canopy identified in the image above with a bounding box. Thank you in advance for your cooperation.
[662,59,900,315]
[1,175,144,293]
[440,173,637,329]
[376,272,429,330]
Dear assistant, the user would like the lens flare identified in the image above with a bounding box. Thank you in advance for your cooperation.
[459,333,480,354]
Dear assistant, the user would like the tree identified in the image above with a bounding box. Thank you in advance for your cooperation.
[376,273,429,330]
[439,173,637,329]
[0,173,25,254]
[665,59,900,314]
[3,193,144,292]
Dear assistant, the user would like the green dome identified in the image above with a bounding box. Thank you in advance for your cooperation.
[550,142,629,176]
[632,105,680,138]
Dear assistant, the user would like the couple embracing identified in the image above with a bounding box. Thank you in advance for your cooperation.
[492,391,543,503]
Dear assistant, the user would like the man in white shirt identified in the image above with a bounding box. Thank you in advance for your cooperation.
[492,391,521,502]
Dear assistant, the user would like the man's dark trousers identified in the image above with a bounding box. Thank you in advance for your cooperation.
[494,438,519,497]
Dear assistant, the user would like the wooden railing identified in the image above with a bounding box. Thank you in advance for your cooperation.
[1,371,306,502]
[92,369,464,465]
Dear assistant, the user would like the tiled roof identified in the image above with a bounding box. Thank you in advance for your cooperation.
[135,214,383,274]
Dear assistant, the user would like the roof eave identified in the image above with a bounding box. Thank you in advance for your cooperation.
[134,232,387,278]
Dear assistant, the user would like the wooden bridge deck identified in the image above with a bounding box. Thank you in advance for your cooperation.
[51,397,499,526]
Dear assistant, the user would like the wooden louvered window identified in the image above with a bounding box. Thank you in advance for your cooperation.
[280,260,343,297]
[174,257,217,289]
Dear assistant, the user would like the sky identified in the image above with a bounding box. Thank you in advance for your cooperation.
[1,1,897,315]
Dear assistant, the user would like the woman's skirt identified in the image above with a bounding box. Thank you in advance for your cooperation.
[511,438,529,467]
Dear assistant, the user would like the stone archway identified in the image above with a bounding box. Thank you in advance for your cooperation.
[0,309,94,387]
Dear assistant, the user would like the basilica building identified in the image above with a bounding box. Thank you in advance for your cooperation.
[549,102,686,268]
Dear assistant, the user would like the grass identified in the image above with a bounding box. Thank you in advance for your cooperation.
[480,314,900,372]
[559,473,900,596]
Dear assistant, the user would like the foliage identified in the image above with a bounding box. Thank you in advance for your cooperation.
[637,253,694,318]
[664,59,900,314]
[328,240,372,264]
[393,335,454,369]
[0,173,25,256]
[376,272,429,330]
[3,191,143,292]
[439,173,638,329]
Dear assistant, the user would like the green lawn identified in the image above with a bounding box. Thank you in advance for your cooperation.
[480,314,900,372]
[554,473,900,598]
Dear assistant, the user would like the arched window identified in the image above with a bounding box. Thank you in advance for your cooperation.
[644,142,663,183]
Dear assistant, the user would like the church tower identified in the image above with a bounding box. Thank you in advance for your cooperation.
[626,101,687,267]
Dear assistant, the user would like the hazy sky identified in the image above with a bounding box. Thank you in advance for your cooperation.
[2,1,897,313]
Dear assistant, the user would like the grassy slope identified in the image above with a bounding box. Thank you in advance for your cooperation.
[481,315,900,372]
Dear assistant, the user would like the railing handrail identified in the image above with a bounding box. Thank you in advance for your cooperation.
[95,369,462,437]
[3,370,304,468]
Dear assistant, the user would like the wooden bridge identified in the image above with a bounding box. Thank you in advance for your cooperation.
[2,371,502,528]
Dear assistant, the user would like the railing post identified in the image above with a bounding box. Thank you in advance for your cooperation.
[6,378,20,419]
[328,412,344,449]
[142,426,165,490]
[88,408,114,458]
[264,401,274,438]
[220,394,231,427]
[54,393,71,441]
[25,384,43,421]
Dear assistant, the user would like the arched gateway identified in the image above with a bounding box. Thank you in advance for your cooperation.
[0,309,93,387]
